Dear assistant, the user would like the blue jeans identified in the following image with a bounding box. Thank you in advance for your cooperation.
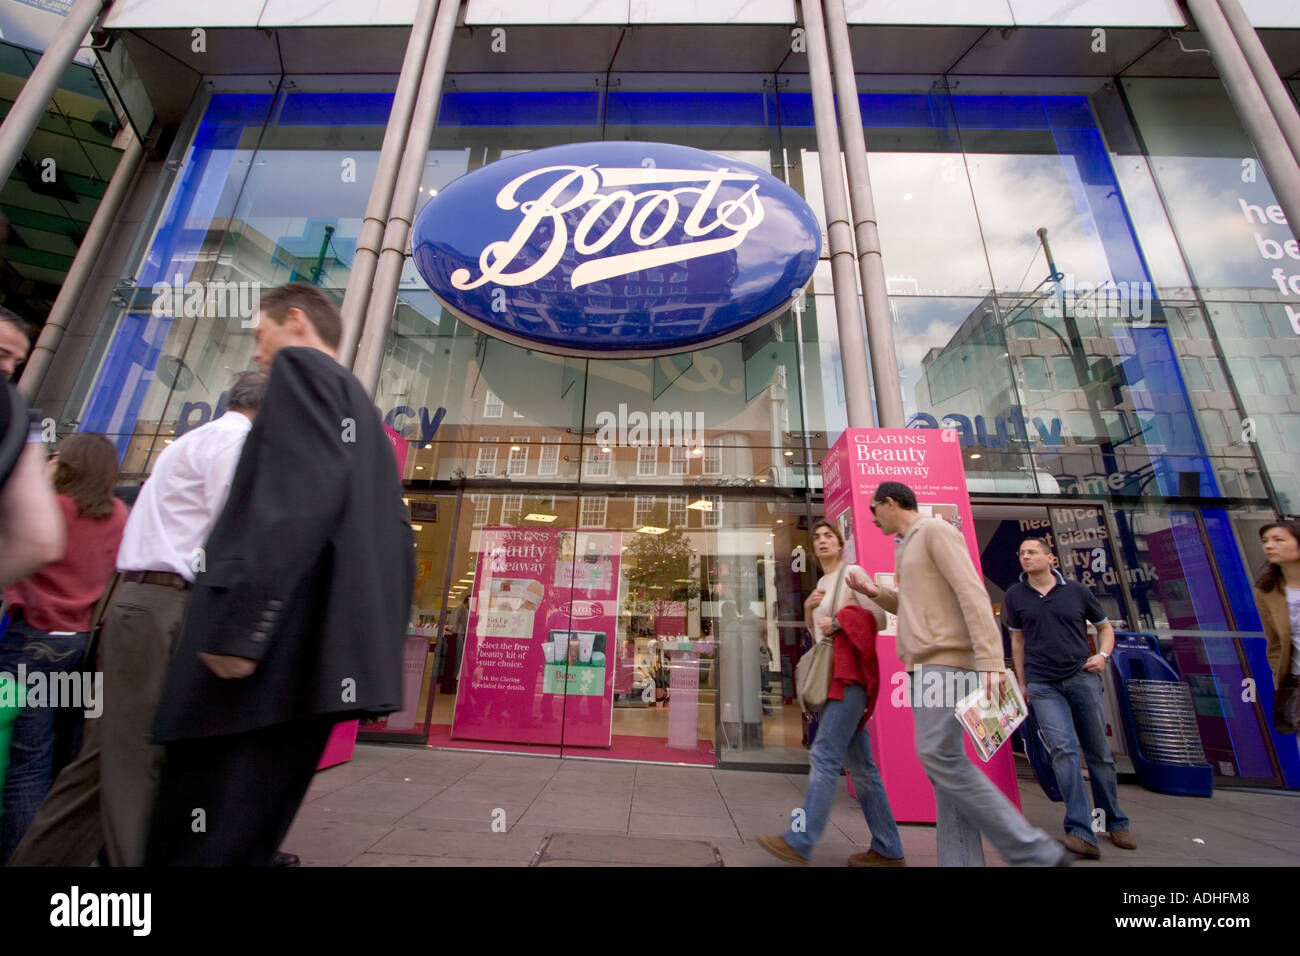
[783,683,903,860]
[1027,670,1129,846]
[0,618,90,864]
[910,665,1063,866]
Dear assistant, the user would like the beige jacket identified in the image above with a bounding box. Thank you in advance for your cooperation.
[872,516,1004,673]
[1255,586,1294,689]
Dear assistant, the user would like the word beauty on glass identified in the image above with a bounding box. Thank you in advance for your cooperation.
[412,142,821,358]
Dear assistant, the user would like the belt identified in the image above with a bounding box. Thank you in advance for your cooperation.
[122,570,191,591]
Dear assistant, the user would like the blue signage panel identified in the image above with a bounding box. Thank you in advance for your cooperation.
[410,141,821,357]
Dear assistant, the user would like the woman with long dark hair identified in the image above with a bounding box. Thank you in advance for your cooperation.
[1254,519,1300,735]
[0,433,127,862]
[758,518,905,866]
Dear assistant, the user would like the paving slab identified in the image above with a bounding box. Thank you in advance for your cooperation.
[370,826,545,861]
[532,832,723,866]
[283,819,394,866]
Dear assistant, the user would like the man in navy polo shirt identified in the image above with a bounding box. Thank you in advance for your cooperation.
[1005,537,1135,859]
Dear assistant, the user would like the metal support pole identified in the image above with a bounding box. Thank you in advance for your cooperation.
[798,0,874,428]
[0,0,106,186]
[338,0,442,368]
[1187,0,1300,236]
[821,0,905,428]
[1218,0,1300,166]
[354,0,460,394]
[19,131,146,400]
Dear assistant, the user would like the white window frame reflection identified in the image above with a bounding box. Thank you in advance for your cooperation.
[701,494,721,528]
[703,440,722,476]
[538,436,560,476]
[668,495,687,529]
[507,436,529,476]
[585,445,612,477]
[637,446,657,477]
[483,390,503,418]
[581,496,607,527]
[669,445,688,476]
[475,439,498,476]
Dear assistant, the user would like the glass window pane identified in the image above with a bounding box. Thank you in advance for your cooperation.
[1020,356,1050,391]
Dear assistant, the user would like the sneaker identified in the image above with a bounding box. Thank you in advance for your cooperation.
[756,833,808,866]
[1109,830,1137,850]
[847,849,906,867]
[1059,835,1101,859]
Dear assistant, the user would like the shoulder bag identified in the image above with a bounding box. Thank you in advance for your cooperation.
[795,563,848,714]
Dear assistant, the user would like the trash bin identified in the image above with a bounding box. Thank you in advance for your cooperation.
[1110,632,1213,797]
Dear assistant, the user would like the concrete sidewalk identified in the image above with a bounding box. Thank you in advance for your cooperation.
[285,744,1299,867]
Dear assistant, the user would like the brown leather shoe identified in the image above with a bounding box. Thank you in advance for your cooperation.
[756,834,808,866]
[1109,830,1137,850]
[847,849,906,867]
[1060,835,1101,859]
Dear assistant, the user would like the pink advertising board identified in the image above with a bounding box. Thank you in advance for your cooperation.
[451,527,622,748]
[822,427,1020,823]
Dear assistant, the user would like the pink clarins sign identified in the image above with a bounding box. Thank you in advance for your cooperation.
[822,428,1020,823]
[451,527,622,748]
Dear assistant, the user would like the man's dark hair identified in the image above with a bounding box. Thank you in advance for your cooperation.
[872,481,918,511]
[1019,537,1051,554]
[258,283,342,350]
[0,306,38,345]
[227,370,267,413]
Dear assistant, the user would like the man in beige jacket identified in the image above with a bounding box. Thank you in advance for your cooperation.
[847,481,1067,867]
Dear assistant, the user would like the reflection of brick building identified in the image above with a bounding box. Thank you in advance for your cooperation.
[908,291,1273,502]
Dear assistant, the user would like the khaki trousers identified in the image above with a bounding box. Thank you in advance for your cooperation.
[6,580,187,867]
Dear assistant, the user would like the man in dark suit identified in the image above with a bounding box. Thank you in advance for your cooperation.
[145,283,414,866]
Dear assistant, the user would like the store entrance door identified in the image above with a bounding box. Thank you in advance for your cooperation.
[973,502,1134,632]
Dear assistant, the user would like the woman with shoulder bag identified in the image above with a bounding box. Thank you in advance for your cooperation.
[758,519,905,866]
[1255,519,1300,736]
[0,433,127,863]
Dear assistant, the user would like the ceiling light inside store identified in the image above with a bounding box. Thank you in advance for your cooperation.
[903,193,913,200]
[776,519,783,524]
[784,450,794,457]
[970,453,982,460]
[690,446,703,456]
[636,526,669,535]
[687,499,713,511]
[525,513,558,522]
[415,465,424,470]
[601,445,611,453]
[411,524,423,531]
[511,445,521,451]
[757,477,767,483]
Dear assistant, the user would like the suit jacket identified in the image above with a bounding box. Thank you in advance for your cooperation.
[152,347,414,741]
[1255,586,1294,690]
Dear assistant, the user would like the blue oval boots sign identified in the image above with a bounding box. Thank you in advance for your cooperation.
[411,142,822,357]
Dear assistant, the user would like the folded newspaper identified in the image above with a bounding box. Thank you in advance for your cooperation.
[953,675,1027,762]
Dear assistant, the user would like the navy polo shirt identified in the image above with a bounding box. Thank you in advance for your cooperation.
[1004,569,1108,683]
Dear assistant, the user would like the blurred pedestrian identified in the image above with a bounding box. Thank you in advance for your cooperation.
[146,283,413,866]
[758,519,904,867]
[0,379,63,588]
[8,371,265,867]
[849,482,1068,867]
[0,433,127,862]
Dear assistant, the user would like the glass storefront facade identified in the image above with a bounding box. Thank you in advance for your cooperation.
[40,30,1298,777]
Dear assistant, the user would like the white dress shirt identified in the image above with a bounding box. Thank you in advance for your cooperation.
[117,411,252,582]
